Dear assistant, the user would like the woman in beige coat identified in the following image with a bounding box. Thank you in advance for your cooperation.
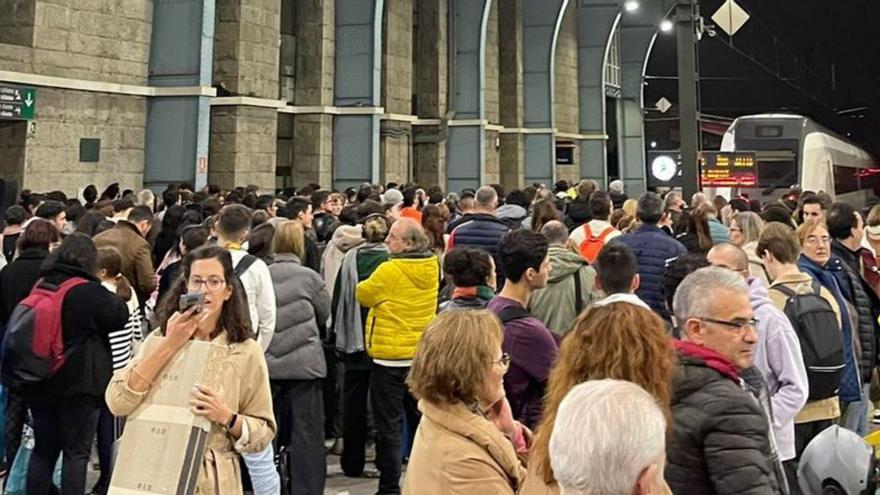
[107,245,276,494]
[403,310,530,494]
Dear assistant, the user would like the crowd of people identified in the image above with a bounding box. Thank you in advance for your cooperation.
[0,178,878,494]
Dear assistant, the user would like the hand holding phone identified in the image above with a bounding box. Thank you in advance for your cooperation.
[179,292,205,314]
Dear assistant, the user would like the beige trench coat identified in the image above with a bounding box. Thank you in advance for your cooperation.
[403,400,527,494]
[106,332,276,494]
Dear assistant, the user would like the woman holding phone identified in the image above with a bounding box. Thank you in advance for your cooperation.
[106,245,276,494]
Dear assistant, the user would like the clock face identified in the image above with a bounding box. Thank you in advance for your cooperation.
[651,155,678,182]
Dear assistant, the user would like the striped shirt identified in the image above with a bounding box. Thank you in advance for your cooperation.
[102,281,143,370]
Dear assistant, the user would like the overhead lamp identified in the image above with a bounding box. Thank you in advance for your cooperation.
[624,1,639,12]
[660,19,674,32]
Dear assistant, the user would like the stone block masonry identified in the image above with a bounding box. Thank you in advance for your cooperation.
[209,106,277,190]
[21,87,147,193]
[214,0,281,99]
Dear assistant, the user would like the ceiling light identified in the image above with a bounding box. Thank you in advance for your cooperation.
[660,19,674,32]
[624,1,639,12]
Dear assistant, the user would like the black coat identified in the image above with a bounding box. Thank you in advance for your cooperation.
[20,263,129,401]
[831,241,880,380]
[563,199,591,231]
[0,248,49,325]
[666,342,782,495]
[447,213,510,285]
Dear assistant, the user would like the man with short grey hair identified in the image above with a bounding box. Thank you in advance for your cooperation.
[530,220,600,336]
[447,185,511,285]
[550,379,670,495]
[666,266,786,494]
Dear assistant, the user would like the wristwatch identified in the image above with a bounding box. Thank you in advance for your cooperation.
[225,413,238,430]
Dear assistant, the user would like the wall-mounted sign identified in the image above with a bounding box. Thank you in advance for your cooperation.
[699,151,757,187]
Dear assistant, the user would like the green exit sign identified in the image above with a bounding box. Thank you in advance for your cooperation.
[0,85,36,120]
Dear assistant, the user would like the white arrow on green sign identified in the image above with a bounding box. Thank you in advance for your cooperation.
[0,85,36,120]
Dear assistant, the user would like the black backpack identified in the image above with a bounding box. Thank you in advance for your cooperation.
[772,281,845,401]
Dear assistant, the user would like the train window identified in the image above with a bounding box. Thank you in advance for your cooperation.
[755,126,783,138]
[757,160,797,188]
[833,165,861,195]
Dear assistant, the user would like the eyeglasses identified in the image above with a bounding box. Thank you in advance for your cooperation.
[187,276,226,292]
[490,353,511,369]
[804,235,830,246]
[699,316,759,331]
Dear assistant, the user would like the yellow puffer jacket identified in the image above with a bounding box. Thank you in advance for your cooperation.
[356,254,439,361]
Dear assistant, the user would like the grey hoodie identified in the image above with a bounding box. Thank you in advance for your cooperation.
[529,245,601,336]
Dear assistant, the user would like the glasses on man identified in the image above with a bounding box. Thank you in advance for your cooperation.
[699,316,759,331]
[187,276,226,292]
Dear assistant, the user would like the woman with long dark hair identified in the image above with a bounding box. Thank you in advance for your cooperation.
[21,234,129,495]
[106,245,276,493]
[152,205,185,267]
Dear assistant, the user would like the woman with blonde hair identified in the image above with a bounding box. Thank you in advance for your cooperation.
[521,302,676,495]
[622,198,638,217]
[730,211,769,284]
[404,310,529,494]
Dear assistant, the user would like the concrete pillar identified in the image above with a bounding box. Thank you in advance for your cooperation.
[379,0,412,184]
[209,106,277,189]
[498,0,525,189]
[211,0,280,190]
[554,2,580,184]
[282,0,335,187]
[413,0,447,187]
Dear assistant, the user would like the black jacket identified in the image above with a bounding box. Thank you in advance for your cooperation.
[666,341,782,495]
[0,248,49,325]
[831,240,880,378]
[313,212,339,244]
[563,199,591,231]
[448,213,510,285]
[20,263,129,401]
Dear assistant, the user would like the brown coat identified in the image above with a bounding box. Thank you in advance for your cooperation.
[403,400,527,495]
[93,220,156,302]
[106,332,276,495]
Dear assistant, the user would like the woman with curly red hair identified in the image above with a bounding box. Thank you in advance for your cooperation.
[521,302,676,495]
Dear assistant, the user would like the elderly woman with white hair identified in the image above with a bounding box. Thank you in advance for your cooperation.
[549,380,670,495]
[608,180,627,210]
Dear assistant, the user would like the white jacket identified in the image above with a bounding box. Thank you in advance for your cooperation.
[230,249,277,351]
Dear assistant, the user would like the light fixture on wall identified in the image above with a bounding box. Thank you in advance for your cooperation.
[650,141,658,149]
[624,1,639,12]
[660,19,674,32]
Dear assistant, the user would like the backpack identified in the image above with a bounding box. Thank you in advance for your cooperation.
[577,224,615,263]
[1,277,87,388]
[771,281,845,401]
[232,254,258,307]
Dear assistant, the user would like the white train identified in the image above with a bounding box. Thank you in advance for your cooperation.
[709,114,879,206]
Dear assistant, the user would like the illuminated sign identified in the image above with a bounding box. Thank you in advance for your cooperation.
[700,151,757,187]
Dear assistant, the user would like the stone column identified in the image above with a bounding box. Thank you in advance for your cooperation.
[554,1,580,184]
[413,0,447,188]
[498,0,524,189]
[380,0,412,185]
[210,0,280,190]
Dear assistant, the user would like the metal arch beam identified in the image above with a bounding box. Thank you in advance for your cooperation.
[521,0,569,187]
[332,0,385,190]
[446,0,493,193]
[576,0,623,187]
[616,0,675,195]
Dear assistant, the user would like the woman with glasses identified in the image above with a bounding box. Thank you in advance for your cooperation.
[265,220,331,495]
[404,310,529,494]
[796,221,868,435]
[107,245,276,494]
[521,302,675,495]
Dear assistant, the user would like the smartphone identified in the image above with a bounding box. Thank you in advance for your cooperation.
[179,292,205,314]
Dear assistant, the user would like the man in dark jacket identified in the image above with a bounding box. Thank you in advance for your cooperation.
[828,202,879,435]
[92,206,156,304]
[615,192,686,321]
[447,186,510,285]
[666,266,785,494]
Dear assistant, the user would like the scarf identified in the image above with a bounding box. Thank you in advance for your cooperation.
[451,285,495,302]
[335,243,388,354]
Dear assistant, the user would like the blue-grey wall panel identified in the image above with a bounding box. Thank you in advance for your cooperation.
[335,23,374,104]
[449,0,491,119]
[333,116,375,190]
[145,97,199,185]
[149,0,204,86]
[446,127,481,192]
[524,134,554,185]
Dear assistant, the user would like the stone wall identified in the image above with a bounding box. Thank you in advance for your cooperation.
[0,0,35,47]
[380,120,411,184]
[554,3,579,135]
[209,106,277,190]
[294,0,334,106]
[290,113,333,187]
[22,88,146,194]
[0,121,28,189]
[5,0,153,85]
[382,0,412,115]
[414,0,446,119]
[484,0,500,125]
[214,0,280,99]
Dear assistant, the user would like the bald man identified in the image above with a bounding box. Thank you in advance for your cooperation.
[707,243,807,482]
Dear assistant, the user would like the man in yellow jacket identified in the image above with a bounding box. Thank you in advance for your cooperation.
[356,217,439,494]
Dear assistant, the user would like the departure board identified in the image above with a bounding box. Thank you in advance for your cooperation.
[699,152,758,187]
